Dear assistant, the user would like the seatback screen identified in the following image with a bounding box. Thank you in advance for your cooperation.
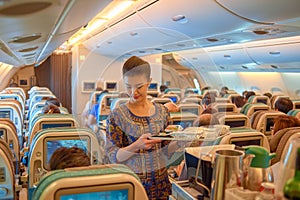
[0,110,10,119]
[42,123,73,129]
[231,138,261,147]
[225,120,245,128]
[60,189,128,200]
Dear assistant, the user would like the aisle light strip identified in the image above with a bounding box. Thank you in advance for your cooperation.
[67,0,135,46]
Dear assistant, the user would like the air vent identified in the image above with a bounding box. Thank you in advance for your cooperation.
[10,34,41,43]
[206,38,219,42]
[22,53,36,57]
[242,65,248,69]
[253,30,268,35]
[219,66,225,69]
[18,46,38,52]
[269,51,281,56]
[172,15,188,24]
[271,65,278,69]
[224,55,231,59]
[0,2,52,15]
[138,50,146,54]
[177,44,185,47]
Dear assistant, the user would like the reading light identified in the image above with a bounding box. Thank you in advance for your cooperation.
[172,15,188,24]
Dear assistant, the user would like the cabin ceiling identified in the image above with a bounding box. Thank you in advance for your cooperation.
[0,0,300,71]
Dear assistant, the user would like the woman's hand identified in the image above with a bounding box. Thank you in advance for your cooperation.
[132,133,162,152]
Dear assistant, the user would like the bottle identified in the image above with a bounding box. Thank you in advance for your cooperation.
[284,148,300,200]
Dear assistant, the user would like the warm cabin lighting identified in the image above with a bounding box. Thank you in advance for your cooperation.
[64,0,136,48]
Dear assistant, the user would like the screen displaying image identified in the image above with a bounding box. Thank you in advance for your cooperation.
[106,98,114,107]
[0,110,10,119]
[231,138,261,147]
[295,104,300,109]
[225,120,245,128]
[83,82,96,91]
[266,118,275,132]
[0,130,5,140]
[218,107,233,112]
[168,96,177,103]
[42,123,73,129]
[60,189,128,200]
[46,139,88,165]
[148,83,158,91]
[106,82,117,90]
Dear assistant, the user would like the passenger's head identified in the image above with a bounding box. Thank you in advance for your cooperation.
[164,102,179,113]
[220,86,229,97]
[263,92,272,99]
[202,92,216,107]
[274,98,293,114]
[233,96,246,108]
[43,104,60,114]
[245,91,255,101]
[49,147,90,170]
[273,115,300,135]
[160,85,168,93]
[9,82,18,87]
[46,98,61,107]
[123,56,151,98]
[193,114,219,127]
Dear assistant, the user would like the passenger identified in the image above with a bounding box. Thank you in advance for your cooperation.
[220,86,229,97]
[263,92,272,99]
[193,114,219,127]
[106,56,182,199]
[82,87,103,127]
[274,97,293,114]
[49,146,90,170]
[272,115,300,136]
[42,104,60,114]
[232,95,246,112]
[269,115,300,153]
[202,92,216,109]
[8,82,19,87]
[201,86,211,95]
[245,91,255,102]
[46,97,61,107]
[164,102,179,112]
[201,106,218,114]
[160,85,168,93]
[86,89,108,130]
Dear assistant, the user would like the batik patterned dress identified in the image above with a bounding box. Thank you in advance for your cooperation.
[106,102,172,199]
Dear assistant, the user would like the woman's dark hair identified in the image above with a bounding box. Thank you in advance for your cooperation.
[122,56,150,79]
[49,147,90,170]
[43,104,61,114]
[275,98,293,114]
[46,98,61,107]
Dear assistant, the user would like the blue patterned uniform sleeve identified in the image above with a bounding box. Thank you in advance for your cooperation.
[105,109,126,163]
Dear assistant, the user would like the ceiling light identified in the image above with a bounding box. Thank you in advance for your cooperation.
[102,0,135,19]
[172,15,188,24]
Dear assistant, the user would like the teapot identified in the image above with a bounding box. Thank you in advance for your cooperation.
[243,146,276,191]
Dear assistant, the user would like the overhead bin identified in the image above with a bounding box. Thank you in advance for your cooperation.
[246,43,300,65]
[215,0,300,24]
[138,0,254,39]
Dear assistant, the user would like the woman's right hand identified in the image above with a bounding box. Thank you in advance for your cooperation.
[132,133,161,152]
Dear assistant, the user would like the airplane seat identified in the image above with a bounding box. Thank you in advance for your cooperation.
[287,109,300,119]
[247,95,270,106]
[213,113,250,128]
[240,103,270,118]
[224,93,241,104]
[186,94,202,99]
[250,110,286,137]
[214,127,270,151]
[28,127,103,199]
[0,99,23,120]
[27,114,78,147]
[202,89,219,97]
[164,88,182,97]
[0,138,16,200]
[170,111,198,129]
[269,127,300,165]
[28,94,56,110]
[5,87,26,102]
[210,102,237,113]
[0,93,25,114]
[161,93,180,104]
[151,97,173,105]
[270,95,289,110]
[0,119,20,175]
[181,97,202,105]
[178,103,203,116]
[215,97,231,103]
[27,101,46,120]
[110,98,130,110]
[59,107,69,114]
[0,103,23,147]
[31,164,148,200]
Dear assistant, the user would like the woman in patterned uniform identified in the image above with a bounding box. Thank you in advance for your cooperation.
[105,56,182,199]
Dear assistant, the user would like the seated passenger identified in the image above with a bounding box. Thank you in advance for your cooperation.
[263,92,272,99]
[272,115,300,136]
[274,97,293,114]
[164,102,179,113]
[220,86,229,97]
[193,114,219,127]
[245,91,255,102]
[202,92,216,109]
[233,95,246,112]
[49,146,90,170]
[160,85,168,93]
[43,104,60,114]
[201,106,218,114]
[269,115,300,153]
[46,97,61,107]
